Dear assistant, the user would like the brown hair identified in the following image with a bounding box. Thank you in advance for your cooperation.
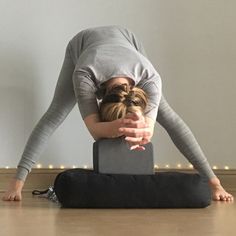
[99,84,148,122]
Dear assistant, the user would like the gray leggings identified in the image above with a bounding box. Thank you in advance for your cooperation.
[16,44,216,181]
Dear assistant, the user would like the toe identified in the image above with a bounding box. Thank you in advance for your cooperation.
[9,195,15,201]
[229,196,234,201]
[219,194,224,200]
[213,195,220,201]
[220,195,227,201]
[15,195,21,201]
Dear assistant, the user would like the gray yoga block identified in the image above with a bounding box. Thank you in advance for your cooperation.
[93,137,154,174]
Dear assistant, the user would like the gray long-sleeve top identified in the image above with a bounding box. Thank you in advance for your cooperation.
[71,25,162,121]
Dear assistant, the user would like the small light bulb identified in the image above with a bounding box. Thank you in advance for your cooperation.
[83,165,88,169]
[213,166,218,170]
[72,165,76,169]
[189,164,193,169]
[165,164,170,168]
[224,166,229,170]
[37,164,42,168]
[5,166,9,169]
[154,164,159,169]
[60,165,65,169]
[177,164,182,168]
[48,165,53,169]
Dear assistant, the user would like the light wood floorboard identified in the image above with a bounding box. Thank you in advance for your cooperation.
[0,191,235,236]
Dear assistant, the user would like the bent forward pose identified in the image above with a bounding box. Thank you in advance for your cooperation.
[2,25,233,202]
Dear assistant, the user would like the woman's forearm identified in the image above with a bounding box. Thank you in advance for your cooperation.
[83,113,123,140]
[83,112,151,144]
[91,121,123,140]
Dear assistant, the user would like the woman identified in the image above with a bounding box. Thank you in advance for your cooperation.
[2,25,233,202]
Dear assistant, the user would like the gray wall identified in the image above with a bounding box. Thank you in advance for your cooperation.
[0,0,235,170]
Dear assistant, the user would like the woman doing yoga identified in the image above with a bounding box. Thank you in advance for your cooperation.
[2,25,233,202]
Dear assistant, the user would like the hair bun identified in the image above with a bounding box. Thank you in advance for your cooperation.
[124,91,136,106]
[99,85,148,122]
[108,83,130,95]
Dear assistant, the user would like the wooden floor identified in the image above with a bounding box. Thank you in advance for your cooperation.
[0,191,235,236]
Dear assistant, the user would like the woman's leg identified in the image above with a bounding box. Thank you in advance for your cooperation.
[156,94,216,180]
[15,43,76,181]
[127,30,215,180]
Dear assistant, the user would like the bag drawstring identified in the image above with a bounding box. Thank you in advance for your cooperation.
[32,186,60,204]
[32,189,49,195]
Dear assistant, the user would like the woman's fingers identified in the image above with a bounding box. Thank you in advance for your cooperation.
[124,112,141,121]
[119,127,151,138]
[125,136,142,143]
[120,112,153,149]
[126,141,146,151]
[120,126,152,147]
[125,135,150,150]
[139,137,151,145]
[121,112,147,129]
[127,137,150,145]
[130,145,145,151]
[121,118,148,129]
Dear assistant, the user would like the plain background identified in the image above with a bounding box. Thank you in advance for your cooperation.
[0,0,235,170]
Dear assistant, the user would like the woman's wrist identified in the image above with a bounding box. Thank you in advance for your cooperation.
[83,113,121,140]
[109,119,125,138]
[87,118,123,140]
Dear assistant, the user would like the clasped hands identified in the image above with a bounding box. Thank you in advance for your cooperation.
[116,112,154,150]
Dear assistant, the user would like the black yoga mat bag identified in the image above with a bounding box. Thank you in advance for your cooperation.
[53,168,212,208]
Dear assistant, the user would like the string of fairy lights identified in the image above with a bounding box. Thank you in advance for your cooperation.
[3,164,231,170]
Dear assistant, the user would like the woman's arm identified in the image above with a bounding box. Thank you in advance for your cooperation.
[83,113,124,140]
[84,112,152,151]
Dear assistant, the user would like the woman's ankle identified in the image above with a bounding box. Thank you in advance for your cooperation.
[208,176,222,188]
[10,178,24,189]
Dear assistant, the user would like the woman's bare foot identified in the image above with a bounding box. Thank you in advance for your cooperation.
[209,176,234,201]
[211,185,234,201]
[2,178,24,201]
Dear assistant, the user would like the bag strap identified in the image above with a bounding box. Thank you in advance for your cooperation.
[32,189,49,195]
[32,187,59,204]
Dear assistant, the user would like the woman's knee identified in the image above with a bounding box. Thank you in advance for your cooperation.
[43,100,75,123]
